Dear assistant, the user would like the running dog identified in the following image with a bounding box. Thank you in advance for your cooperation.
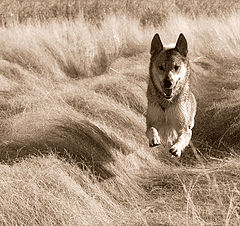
[146,33,196,157]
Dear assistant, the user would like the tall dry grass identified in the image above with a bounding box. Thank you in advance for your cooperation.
[0,2,240,225]
[0,0,239,26]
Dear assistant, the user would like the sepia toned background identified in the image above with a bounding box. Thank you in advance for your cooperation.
[0,0,240,225]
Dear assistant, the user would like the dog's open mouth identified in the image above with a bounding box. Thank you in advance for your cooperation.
[163,88,173,99]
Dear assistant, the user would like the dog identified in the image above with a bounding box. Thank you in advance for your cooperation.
[146,33,196,157]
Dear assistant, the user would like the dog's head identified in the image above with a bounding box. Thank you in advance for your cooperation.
[150,33,189,100]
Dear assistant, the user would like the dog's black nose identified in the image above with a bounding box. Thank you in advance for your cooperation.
[164,79,173,88]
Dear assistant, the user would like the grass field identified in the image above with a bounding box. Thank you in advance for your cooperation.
[0,1,240,225]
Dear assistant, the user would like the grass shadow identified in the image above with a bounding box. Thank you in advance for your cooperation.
[0,116,130,180]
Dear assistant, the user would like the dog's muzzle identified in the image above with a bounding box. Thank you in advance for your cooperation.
[163,79,174,99]
[163,88,173,99]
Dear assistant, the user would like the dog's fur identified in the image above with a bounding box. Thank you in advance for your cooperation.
[146,33,196,157]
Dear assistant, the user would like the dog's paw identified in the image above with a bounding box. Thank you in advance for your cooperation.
[169,145,182,157]
[149,135,161,147]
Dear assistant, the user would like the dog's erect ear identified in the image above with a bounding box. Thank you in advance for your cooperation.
[150,33,163,55]
[175,33,188,57]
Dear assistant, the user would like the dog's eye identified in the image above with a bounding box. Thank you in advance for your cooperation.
[174,65,179,71]
[158,66,164,71]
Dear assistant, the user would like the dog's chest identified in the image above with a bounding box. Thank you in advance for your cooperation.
[156,103,186,130]
[151,105,182,145]
[165,105,184,125]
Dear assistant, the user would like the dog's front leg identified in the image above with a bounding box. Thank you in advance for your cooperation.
[146,127,161,147]
[169,128,192,157]
[146,105,164,147]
